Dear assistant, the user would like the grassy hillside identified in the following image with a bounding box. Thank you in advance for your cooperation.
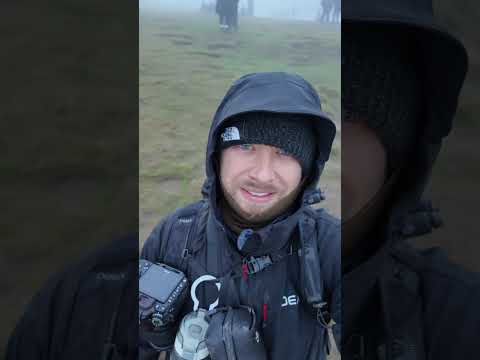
[140,10,341,244]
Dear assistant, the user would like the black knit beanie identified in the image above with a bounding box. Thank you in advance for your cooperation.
[217,112,317,177]
[342,26,423,173]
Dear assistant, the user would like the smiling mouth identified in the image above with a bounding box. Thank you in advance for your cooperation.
[241,188,275,203]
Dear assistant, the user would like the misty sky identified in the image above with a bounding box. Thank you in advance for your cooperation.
[140,0,323,21]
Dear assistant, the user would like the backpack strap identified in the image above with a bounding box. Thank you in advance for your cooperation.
[206,210,220,276]
[298,213,323,304]
[158,201,210,273]
[100,280,123,360]
[100,263,135,360]
[297,209,337,356]
[101,264,137,360]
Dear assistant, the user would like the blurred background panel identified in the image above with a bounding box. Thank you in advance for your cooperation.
[416,1,480,272]
[1,0,138,355]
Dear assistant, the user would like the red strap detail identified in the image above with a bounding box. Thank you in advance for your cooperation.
[263,304,267,322]
[242,263,248,280]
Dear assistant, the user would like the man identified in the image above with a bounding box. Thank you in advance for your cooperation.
[217,0,239,31]
[140,72,341,359]
[215,0,228,31]
[319,0,333,23]
[228,0,239,30]
[216,0,238,32]
[342,1,480,359]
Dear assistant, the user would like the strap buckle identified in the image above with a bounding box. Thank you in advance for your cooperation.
[242,255,273,276]
[314,301,333,329]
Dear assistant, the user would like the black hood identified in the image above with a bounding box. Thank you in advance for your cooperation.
[341,2,469,346]
[201,72,336,256]
[343,0,468,241]
[203,72,336,208]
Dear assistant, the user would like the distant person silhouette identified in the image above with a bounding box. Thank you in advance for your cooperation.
[216,0,239,31]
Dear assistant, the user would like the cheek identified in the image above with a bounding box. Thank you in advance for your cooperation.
[343,138,386,192]
[219,152,243,190]
[281,161,302,190]
[342,123,387,214]
[219,160,233,190]
[219,150,233,178]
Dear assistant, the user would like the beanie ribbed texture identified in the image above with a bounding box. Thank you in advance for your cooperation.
[217,112,317,177]
[342,27,422,172]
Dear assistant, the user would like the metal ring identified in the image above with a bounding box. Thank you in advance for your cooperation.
[190,274,221,311]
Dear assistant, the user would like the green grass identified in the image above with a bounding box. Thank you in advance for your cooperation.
[140,10,341,243]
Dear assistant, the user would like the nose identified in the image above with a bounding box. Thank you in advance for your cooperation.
[249,148,275,184]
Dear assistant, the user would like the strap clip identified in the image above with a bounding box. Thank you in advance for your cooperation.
[242,255,273,276]
[314,301,333,329]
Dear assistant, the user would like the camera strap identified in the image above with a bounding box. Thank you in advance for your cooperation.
[218,273,241,308]
[177,201,210,275]
[206,211,220,276]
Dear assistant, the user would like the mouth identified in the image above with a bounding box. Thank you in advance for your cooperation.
[240,188,275,203]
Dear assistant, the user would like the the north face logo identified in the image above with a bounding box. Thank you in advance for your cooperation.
[178,217,193,224]
[221,126,241,142]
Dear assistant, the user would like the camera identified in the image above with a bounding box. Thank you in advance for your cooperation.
[139,260,189,328]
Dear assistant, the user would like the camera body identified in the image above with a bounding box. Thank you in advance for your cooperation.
[139,260,189,328]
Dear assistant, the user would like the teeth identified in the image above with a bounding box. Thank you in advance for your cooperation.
[249,191,270,197]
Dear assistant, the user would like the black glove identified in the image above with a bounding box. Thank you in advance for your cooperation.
[140,321,178,353]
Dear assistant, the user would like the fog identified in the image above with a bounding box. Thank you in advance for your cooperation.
[140,0,323,22]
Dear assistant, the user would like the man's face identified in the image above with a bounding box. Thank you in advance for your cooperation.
[342,121,387,221]
[220,144,303,223]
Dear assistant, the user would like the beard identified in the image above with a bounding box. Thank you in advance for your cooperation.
[220,179,303,226]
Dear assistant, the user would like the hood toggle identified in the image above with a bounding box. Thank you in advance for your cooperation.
[303,189,325,206]
[395,200,443,238]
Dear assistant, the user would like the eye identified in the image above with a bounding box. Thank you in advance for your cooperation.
[239,144,254,151]
[277,148,290,157]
